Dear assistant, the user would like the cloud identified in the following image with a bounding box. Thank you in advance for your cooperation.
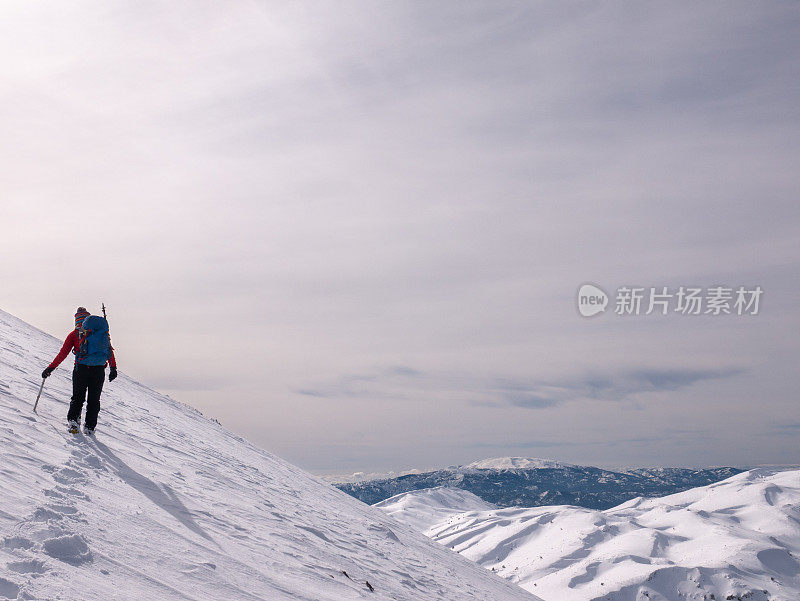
[0,2,797,472]
[465,431,697,451]
[295,366,427,400]
[501,368,744,408]
[771,423,800,436]
[296,365,744,409]
[467,439,581,450]
[502,392,560,409]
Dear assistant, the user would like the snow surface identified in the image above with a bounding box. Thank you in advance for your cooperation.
[0,309,540,601]
[375,487,496,532]
[378,470,800,601]
[465,457,573,470]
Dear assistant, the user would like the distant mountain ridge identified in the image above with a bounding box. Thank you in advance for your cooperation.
[336,457,744,509]
[466,457,574,470]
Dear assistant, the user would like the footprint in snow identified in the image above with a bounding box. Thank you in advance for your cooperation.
[53,485,90,501]
[42,534,93,565]
[32,507,63,523]
[46,503,79,515]
[0,577,20,600]
[2,536,35,551]
[52,467,88,486]
[6,559,48,575]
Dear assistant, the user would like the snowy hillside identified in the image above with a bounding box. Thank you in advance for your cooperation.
[0,309,540,601]
[375,488,496,532]
[380,471,800,601]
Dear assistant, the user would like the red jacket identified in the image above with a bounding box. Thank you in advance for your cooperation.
[48,329,117,370]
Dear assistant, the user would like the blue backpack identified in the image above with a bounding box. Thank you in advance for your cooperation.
[77,315,112,366]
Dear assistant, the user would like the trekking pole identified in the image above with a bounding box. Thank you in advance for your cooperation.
[102,303,107,319]
[33,378,45,413]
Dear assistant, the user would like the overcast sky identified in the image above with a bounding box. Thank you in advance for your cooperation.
[2,1,798,475]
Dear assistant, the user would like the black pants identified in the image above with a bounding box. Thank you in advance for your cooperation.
[68,364,105,430]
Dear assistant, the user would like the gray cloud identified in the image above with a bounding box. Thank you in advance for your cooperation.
[502,393,560,410]
[296,366,425,400]
[771,423,800,436]
[297,365,744,410]
[535,368,743,408]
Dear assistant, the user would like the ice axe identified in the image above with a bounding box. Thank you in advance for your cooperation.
[33,378,45,413]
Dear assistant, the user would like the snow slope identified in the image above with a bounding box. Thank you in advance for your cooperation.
[375,487,496,532]
[380,471,800,601]
[0,309,540,601]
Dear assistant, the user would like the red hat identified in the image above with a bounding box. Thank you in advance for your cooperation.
[75,307,90,329]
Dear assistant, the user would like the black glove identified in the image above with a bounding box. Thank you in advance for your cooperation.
[109,367,118,382]
[42,366,54,379]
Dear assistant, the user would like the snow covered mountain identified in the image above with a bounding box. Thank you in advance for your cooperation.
[378,471,800,601]
[337,459,742,509]
[0,309,540,601]
[375,487,496,532]
[465,457,573,470]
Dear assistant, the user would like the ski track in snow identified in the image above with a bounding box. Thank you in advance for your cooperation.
[0,309,539,601]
